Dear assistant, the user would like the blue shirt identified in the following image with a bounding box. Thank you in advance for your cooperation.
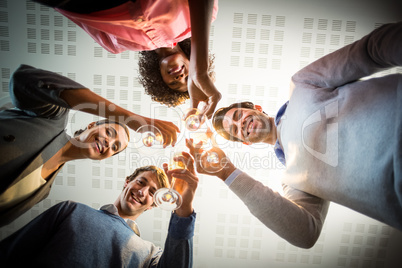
[273,101,288,166]
[225,102,289,186]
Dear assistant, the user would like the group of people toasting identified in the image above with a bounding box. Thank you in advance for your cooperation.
[1,0,401,267]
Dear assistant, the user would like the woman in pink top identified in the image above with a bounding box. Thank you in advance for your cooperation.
[33,0,221,120]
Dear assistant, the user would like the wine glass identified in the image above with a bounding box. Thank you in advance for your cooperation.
[134,125,163,148]
[183,108,205,131]
[200,147,226,173]
[153,154,184,210]
[196,129,227,173]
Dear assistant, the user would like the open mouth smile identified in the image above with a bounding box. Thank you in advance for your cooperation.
[243,116,254,138]
[131,192,143,205]
[95,138,104,154]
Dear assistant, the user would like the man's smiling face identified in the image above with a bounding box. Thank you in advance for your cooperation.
[117,171,160,218]
[222,107,272,144]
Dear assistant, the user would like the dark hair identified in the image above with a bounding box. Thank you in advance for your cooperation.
[212,101,255,142]
[138,38,216,107]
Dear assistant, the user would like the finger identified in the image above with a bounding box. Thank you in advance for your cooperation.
[190,97,200,111]
[162,163,172,180]
[202,102,215,119]
[186,138,202,157]
[169,170,199,185]
[175,152,195,173]
[164,123,179,147]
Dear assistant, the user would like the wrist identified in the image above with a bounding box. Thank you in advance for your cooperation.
[124,113,147,131]
[217,163,236,182]
[174,204,193,218]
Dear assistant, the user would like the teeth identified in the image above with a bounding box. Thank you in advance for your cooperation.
[248,120,253,133]
[98,142,103,154]
[131,193,142,204]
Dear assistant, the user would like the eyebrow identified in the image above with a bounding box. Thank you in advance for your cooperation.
[109,126,117,137]
[110,126,122,151]
[139,177,157,193]
[229,110,239,136]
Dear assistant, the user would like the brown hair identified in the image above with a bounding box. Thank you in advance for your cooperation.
[212,101,256,142]
[126,165,170,190]
[138,38,216,107]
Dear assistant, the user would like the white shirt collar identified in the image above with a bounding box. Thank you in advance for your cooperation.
[100,204,141,236]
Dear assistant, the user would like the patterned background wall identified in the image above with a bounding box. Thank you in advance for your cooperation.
[1,1,401,267]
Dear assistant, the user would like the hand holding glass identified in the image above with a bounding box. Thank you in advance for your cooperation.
[135,125,163,147]
[183,108,205,131]
[153,156,184,210]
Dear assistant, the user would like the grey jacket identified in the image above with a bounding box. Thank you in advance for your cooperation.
[0,64,86,226]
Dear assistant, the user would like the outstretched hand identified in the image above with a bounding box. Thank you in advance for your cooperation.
[187,72,221,120]
[185,139,236,181]
[126,115,180,148]
[163,152,199,217]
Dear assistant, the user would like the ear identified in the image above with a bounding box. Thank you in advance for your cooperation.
[87,122,96,129]
[254,105,263,113]
[123,177,130,188]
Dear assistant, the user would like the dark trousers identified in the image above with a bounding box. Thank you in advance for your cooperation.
[32,0,135,14]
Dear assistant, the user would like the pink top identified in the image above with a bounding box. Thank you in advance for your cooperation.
[56,0,219,54]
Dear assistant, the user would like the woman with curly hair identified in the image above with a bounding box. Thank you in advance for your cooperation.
[138,38,216,107]
[33,0,222,119]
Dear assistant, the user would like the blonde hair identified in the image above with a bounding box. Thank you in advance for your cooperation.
[126,165,170,190]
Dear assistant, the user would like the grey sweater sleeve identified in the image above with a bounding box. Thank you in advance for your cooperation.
[229,171,329,248]
[291,22,402,90]
[9,64,87,119]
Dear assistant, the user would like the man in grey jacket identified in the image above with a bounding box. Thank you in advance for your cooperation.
[188,22,402,248]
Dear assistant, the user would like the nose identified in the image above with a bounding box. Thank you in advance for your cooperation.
[174,73,184,80]
[138,187,149,197]
[235,120,245,137]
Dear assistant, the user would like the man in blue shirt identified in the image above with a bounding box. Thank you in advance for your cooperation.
[188,22,402,248]
[0,156,198,267]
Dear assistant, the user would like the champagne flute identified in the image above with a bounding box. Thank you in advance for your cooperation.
[134,125,163,148]
[200,147,226,173]
[183,108,205,131]
[153,154,184,210]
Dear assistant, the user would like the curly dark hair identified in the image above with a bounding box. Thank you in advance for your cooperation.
[138,38,216,107]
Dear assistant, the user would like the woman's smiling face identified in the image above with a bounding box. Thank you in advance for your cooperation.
[159,51,189,92]
[76,122,129,160]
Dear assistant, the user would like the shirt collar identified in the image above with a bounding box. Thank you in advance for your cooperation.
[275,101,289,126]
[273,101,289,166]
[100,204,141,236]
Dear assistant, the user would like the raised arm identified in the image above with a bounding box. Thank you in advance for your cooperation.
[10,64,179,147]
[291,22,402,93]
[186,139,330,248]
[187,0,221,119]
[155,151,198,268]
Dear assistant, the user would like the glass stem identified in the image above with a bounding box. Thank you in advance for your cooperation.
[169,177,177,191]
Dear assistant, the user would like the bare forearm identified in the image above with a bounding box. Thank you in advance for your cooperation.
[188,0,214,72]
[60,88,143,130]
